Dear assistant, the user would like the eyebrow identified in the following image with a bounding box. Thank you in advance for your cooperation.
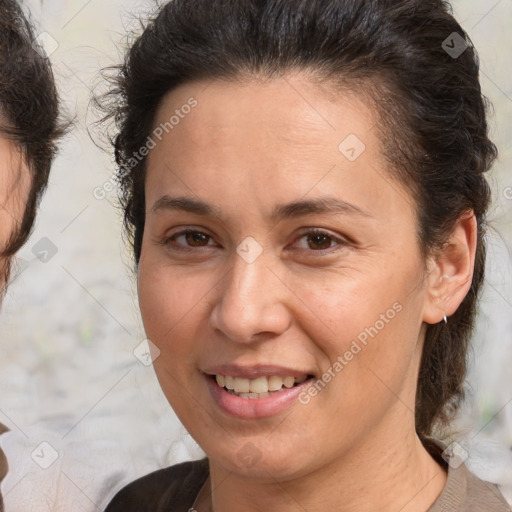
[151,195,373,222]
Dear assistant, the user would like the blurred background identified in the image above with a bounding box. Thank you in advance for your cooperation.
[0,0,510,510]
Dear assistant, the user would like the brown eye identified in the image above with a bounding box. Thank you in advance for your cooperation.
[293,229,347,254]
[164,229,215,250]
[183,231,210,247]
[306,233,333,250]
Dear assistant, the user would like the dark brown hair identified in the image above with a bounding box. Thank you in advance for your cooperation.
[0,0,66,279]
[100,0,497,439]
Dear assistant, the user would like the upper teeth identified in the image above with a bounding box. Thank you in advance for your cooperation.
[215,375,307,393]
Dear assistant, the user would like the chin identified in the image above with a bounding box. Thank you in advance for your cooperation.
[204,439,317,482]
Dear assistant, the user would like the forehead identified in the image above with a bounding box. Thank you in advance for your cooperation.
[152,74,376,154]
[148,75,378,182]
[145,74,414,230]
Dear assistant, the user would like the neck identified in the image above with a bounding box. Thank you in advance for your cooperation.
[196,415,447,512]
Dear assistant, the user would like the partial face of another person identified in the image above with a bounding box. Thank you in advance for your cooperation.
[0,134,30,288]
[137,74,441,480]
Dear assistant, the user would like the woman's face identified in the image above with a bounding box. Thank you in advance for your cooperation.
[138,74,433,480]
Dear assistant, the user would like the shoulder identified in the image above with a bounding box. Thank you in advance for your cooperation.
[104,457,209,512]
[424,438,512,512]
[435,463,512,511]
[462,467,512,511]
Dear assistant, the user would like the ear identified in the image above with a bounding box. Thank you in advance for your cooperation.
[422,210,478,324]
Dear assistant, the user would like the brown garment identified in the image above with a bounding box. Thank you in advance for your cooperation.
[104,457,209,512]
[104,439,511,512]
[425,438,512,512]
[0,422,9,512]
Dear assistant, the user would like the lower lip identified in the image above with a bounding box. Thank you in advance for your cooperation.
[205,374,314,419]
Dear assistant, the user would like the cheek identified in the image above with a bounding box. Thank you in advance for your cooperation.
[137,260,202,410]
[139,262,195,338]
[137,254,219,373]
[294,269,405,348]
[299,268,424,409]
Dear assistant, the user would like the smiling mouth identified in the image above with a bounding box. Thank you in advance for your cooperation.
[211,374,313,399]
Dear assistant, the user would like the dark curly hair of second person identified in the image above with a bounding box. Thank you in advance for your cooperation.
[0,0,66,282]
[0,1,66,510]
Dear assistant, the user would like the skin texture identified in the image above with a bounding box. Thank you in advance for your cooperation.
[138,73,477,512]
[0,135,30,289]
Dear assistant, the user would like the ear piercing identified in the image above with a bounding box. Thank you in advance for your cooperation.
[443,312,448,324]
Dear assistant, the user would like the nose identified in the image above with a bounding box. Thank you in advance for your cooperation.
[208,245,291,344]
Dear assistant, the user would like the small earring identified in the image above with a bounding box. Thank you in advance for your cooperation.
[443,313,448,324]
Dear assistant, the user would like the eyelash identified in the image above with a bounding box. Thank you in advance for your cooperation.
[161,228,348,255]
